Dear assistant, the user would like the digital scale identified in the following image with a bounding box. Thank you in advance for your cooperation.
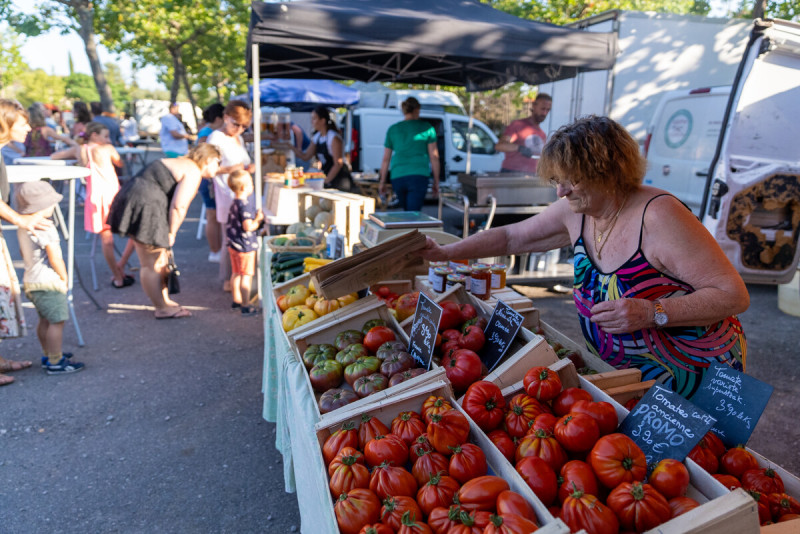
[359,211,461,248]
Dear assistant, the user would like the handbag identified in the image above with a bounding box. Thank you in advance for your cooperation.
[166,248,181,295]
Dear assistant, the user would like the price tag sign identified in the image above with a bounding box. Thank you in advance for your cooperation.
[408,292,443,370]
[619,385,716,470]
[480,300,524,372]
[689,363,773,447]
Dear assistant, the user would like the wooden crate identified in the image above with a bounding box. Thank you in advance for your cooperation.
[582,368,655,406]
[299,190,374,255]
[264,181,312,225]
[288,298,449,422]
[265,234,325,254]
[537,320,615,374]
[314,379,570,534]
[751,448,800,533]
[368,279,414,298]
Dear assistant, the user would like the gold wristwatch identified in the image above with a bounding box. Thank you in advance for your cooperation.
[653,300,668,328]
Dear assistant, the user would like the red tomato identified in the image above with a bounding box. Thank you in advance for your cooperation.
[589,433,647,489]
[496,490,538,522]
[487,429,516,463]
[439,301,463,331]
[712,474,742,490]
[779,513,800,522]
[570,399,619,436]
[329,452,371,498]
[462,381,506,432]
[768,492,800,520]
[410,433,435,461]
[720,446,759,478]
[427,409,470,455]
[329,446,366,478]
[558,460,599,504]
[416,473,460,518]
[442,349,483,392]
[396,510,433,534]
[448,443,488,484]
[323,421,359,466]
[422,395,453,424]
[411,450,450,487]
[504,393,549,439]
[358,414,390,449]
[515,456,558,507]
[364,326,397,354]
[483,513,540,534]
[649,458,691,500]
[458,325,486,352]
[364,433,408,468]
[335,488,382,534]
[515,429,568,472]
[369,463,418,499]
[560,488,620,534]
[624,396,640,411]
[381,496,423,532]
[553,413,600,453]
[668,496,700,518]
[452,510,491,533]
[551,387,593,417]
[607,481,672,532]
[359,523,394,534]
[391,411,427,446]
[748,490,773,524]
[701,431,727,458]
[529,413,558,435]
[523,366,562,402]
[687,440,719,474]
[741,467,785,495]
[427,505,462,534]
[457,475,510,512]
[459,303,478,322]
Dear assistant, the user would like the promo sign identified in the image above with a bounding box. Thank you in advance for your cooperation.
[689,363,773,447]
[408,292,443,370]
[619,385,716,470]
[481,300,524,372]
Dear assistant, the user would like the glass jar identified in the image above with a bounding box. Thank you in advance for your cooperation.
[470,263,491,300]
[448,259,469,271]
[431,267,452,293]
[446,273,467,290]
[428,261,448,286]
[490,263,507,290]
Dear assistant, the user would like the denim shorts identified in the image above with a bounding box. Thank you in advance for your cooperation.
[27,290,69,324]
[198,179,216,209]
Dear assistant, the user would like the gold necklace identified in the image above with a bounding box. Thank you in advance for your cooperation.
[593,197,628,260]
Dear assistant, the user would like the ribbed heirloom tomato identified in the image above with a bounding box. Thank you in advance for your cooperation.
[358,414,390,449]
[648,458,691,499]
[606,481,672,532]
[553,413,600,453]
[560,488,619,534]
[369,463,418,499]
[712,474,742,490]
[483,513,540,534]
[391,411,427,446]
[416,472,460,517]
[427,505,462,534]
[487,429,516,463]
[381,496,423,532]
[323,421,359,465]
[448,443,488,484]
[329,451,371,498]
[411,450,449,487]
[427,409,470,455]
[396,510,433,534]
[516,456,558,506]
[687,439,719,474]
[422,395,453,424]
[329,447,365,477]
[569,400,619,436]
[335,489,382,534]
[557,460,599,504]
[589,433,647,489]
[410,433,434,460]
[364,433,408,467]
[457,475,510,512]
[359,523,394,534]
[523,366,562,401]
[504,393,549,439]
[442,349,483,392]
[496,490,538,522]
[515,429,568,472]
[668,496,700,518]
[551,387,593,417]
[462,381,506,431]
[741,467,785,495]
[363,326,397,353]
[720,446,759,478]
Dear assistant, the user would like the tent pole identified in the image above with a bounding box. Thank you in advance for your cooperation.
[252,43,263,306]
[466,93,474,175]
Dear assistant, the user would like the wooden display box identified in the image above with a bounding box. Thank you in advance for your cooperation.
[537,320,615,374]
[299,190,374,255]
[314,379,570,534]
[751,448,800,533]
[288,298,447,421]
[582,368,655,406]
[368,279,414,298]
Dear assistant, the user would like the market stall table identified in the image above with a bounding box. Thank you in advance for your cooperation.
[13,156,77,166]
[5,165,90,346]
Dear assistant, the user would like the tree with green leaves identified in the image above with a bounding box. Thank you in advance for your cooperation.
[480,0,710,25]
[0,29,26,98]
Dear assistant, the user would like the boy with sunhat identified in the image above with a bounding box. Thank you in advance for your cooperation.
[15,181,84,375]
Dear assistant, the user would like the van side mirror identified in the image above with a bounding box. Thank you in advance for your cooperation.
[707,179,729,218]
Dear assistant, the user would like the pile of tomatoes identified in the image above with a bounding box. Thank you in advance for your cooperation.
[461,368,702,534]
[322,395,542,533]
[433,302,495,395]
[687,431,800,525]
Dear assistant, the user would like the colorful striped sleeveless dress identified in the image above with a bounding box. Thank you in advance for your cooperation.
[572,194,746,399]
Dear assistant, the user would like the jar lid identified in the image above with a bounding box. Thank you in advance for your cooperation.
[456,266,472,275]
[433,267,453,275]
[490,263,507,270]
[430,261,449,268]
[471,263,490,271]
[447,274,467,282]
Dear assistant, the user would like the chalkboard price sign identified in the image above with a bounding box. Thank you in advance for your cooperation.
[481,300,524,372]
[408,292,443,370]
[619,385,716,470]
[689,363,773,448]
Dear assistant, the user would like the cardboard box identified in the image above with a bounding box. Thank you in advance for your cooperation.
[314,379,570,534]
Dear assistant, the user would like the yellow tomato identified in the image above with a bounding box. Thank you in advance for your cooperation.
[276,294,290,312]
[308,278,317,294]
[282,306,318,332]
[286,284,311,308]
[337,293,358,307]
[305,294,324,308]
[313,298,341,317]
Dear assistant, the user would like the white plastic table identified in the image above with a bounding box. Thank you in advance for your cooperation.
[6,165,90,346]
[13,157,77,166]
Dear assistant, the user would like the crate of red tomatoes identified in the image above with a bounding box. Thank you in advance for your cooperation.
[459,358,760,534]
[315,379,572,534]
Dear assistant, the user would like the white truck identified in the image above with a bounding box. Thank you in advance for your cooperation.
[348,87,503,183]
[538,10,752,144]
[133,99,202,137]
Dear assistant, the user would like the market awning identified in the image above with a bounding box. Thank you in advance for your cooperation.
[247,0,618,91]
[239,78,360,110]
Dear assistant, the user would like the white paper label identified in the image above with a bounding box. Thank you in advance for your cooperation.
[491,273,502,289]
[471,277,487,295]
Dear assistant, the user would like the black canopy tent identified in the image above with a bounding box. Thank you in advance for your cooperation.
[247,0,617,91]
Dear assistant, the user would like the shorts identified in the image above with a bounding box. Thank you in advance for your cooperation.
[198,180,216,209]
[27,290,69,324]
[164,151,183,158]
[229,248,256,276]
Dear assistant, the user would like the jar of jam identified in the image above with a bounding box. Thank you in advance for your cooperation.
[431,267,452,293]
[490,263,507,290]
[446,273,467,290]
[428,261,448,286]
[455,265,472,277]
[470,263,491,300]
[448,259,469,271]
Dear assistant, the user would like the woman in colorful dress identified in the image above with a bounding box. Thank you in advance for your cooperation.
[420,115,749,399]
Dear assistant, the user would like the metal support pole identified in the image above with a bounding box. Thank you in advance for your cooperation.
[252,43,263,306]
[466,94,474,175]
[66,177,84,346]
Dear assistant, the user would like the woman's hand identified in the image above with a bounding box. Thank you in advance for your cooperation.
[18,213,52,232]
[378,182,388,196]
[418,236,448,262]
[246,163,256,174]
[589,298,654,334]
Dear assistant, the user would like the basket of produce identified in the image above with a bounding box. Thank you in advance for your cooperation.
[266,233,325,254]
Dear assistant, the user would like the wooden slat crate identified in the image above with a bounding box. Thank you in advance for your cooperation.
[582,368,656,406]
[537,320,615,374]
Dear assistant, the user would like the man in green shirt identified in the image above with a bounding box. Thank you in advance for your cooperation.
[379,97,440,211]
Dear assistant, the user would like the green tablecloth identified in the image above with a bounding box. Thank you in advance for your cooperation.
[261,249,339,534]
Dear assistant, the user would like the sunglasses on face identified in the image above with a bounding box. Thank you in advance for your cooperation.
[228,118,247,130]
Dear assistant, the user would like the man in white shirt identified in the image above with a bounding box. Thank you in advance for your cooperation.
[159,103,195,157]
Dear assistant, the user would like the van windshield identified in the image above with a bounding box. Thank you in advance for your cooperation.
[451,120,496,154]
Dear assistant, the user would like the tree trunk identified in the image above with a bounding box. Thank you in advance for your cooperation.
[752,0,767,19]
[179,62,200,132]
[75,2,115,113]
[169,49,182,104]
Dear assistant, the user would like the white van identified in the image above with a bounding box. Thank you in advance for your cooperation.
[643,86,731,215]
[700,19,800,284]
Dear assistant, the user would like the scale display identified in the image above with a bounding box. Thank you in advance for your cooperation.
[369,211,443,229]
